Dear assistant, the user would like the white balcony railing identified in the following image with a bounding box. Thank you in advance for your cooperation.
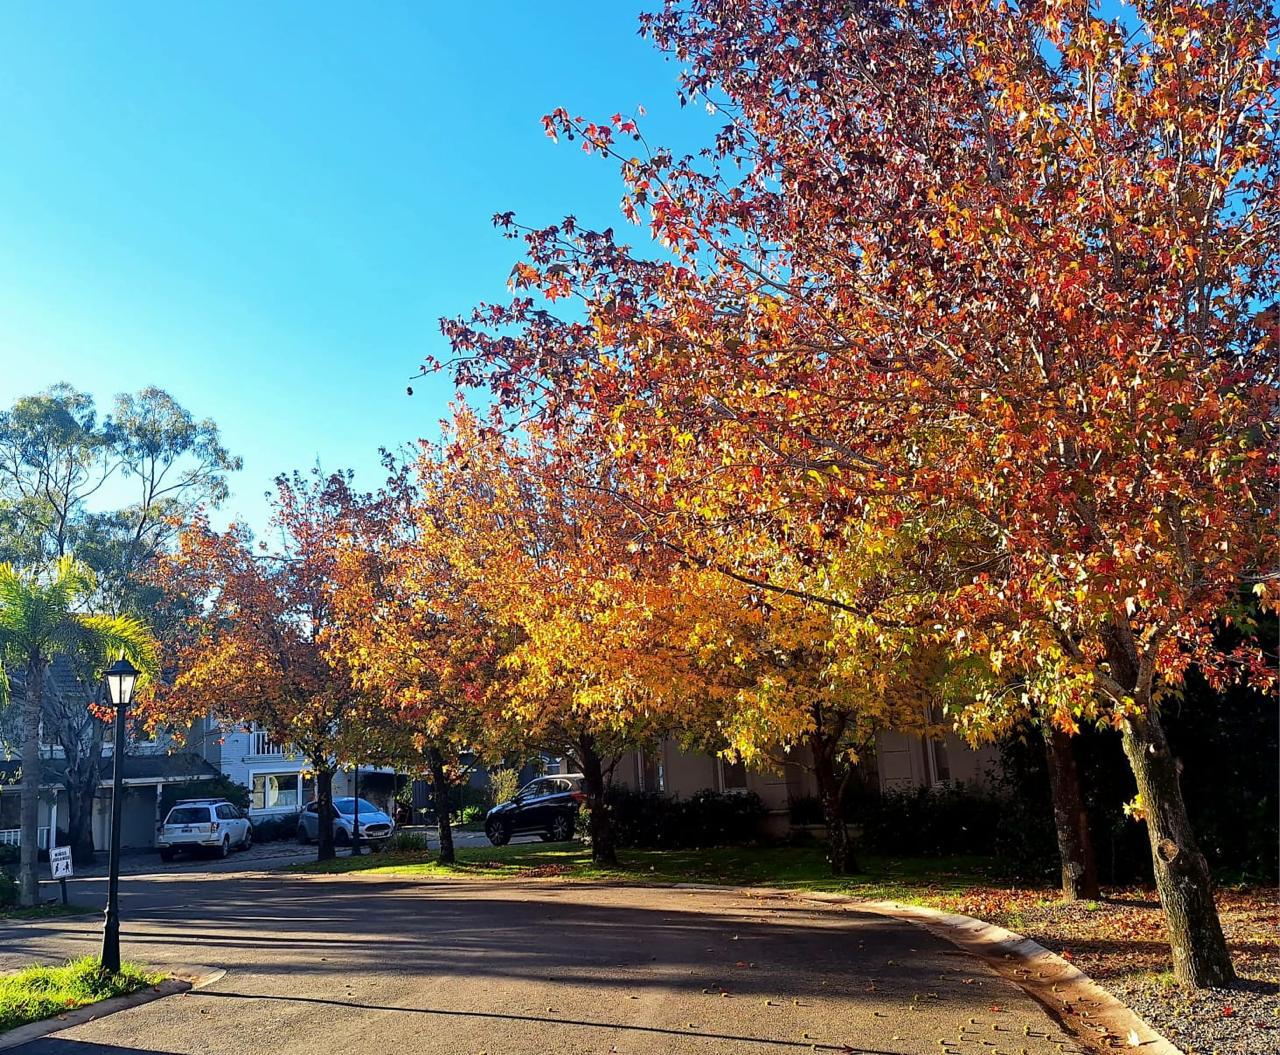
[0,827,50,849]
[250,731,289,756]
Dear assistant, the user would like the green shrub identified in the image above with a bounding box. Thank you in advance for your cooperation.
[605,785,766,848]
[161,775,250,815]
[0,869,17,907]
[0,843,18,867]
[604,788,668,846]
[787,795,825,826]
[856,783,1002,858]
[454,804,483,825]
[385,831,429,853]
[986,737,1066,883]
[488,767,521,807]
[685,789,768,846]
[779,778,1052,882]
[250,813,300,843]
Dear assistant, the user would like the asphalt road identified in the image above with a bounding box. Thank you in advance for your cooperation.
[1,862,1082,1055]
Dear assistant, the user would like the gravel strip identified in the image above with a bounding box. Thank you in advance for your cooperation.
[1118,976,1279,1055]
[935,885,1278,1055]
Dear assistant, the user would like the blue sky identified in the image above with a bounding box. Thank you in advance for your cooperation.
[0,2,703,529]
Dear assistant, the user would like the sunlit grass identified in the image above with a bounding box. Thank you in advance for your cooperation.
[288,842,997,903]
[0,957,163,1034]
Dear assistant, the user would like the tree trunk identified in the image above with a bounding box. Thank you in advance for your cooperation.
[578,735,617,867]
[66,777,98,866]
[1042,724,1100,900]
[810,735,858,875]
[1120,707,1234,988]
[428,747,455,865]
[60,707,104,867]
[18,654,47,906]
[315,766,336,862]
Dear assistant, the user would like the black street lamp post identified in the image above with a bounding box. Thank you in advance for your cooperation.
[101,657,139,974]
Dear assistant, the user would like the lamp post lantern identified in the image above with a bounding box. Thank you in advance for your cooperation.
[101,656,139,974]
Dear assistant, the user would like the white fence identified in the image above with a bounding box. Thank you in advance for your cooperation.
[0,826,51,849]
[250,731,289,756]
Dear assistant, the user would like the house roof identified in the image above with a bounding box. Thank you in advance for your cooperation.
[0,752,218,790]
[4,653,101,705]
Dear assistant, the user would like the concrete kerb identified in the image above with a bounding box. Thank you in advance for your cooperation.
[0,964,225,1052]
[800,892,1183,1055]
[670,883,1181,1055]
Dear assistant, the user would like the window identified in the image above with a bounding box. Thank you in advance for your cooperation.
[166,807,211,825]
[639,749,665,793]
[251,773,305,811]
[923,705,952,785]
[216,804,236,820]
[719,757,749,793]
[930,738,951,784]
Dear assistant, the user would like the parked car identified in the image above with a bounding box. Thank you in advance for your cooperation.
[297,797,394,848]
[157,799,253,861]
[485,775,585,846]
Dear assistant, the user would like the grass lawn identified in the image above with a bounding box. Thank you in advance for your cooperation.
[0,957,163,1034]
[289,841,996,902]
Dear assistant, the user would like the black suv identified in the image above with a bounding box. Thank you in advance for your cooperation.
[485,774,585,845]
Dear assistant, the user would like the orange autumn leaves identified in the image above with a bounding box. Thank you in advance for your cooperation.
[151,408,940,789]
[440,0,1278,731]
[431,0,1275,983]
[146,471,373,769]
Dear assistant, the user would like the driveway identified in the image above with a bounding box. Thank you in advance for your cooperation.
[1,862,1082,1055]
[55,829,522,881]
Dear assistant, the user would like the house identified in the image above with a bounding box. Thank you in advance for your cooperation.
[186,717,401,822]
[0,657,361,853]
[0,753,222,851]
[0,656,221,851]
[613,729,1000,836]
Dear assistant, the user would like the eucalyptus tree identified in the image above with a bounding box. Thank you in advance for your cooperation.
[0,384,239,863]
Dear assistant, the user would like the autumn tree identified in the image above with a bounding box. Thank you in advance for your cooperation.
[150,470,370,862]
[674,558,940,874]
[432,414,710,866]
[435,1,1277,987]
[326,462,505,865]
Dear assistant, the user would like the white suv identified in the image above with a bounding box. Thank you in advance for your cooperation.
[157,799,253,861]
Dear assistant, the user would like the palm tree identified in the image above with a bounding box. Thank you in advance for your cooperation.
[0,557,155,906]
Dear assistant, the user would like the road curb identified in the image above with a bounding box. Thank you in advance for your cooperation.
[670,882,1181,1055]
[804,893,1183,1055]
[0,963,224,1051]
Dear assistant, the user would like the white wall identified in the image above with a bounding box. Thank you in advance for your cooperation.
[214,726,308,816]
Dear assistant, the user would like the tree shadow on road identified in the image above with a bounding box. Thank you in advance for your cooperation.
[5,876,1007,1000]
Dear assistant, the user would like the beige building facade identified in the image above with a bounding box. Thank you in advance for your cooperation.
[614,731,1000,836]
